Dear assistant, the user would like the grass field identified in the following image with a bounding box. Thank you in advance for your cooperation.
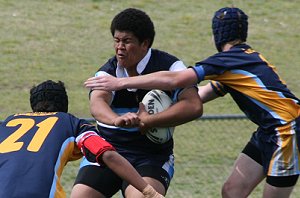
[1,0,300,197]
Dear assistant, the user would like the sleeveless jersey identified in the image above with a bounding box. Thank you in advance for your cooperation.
[0,112,97,198]
[192,44,300,131]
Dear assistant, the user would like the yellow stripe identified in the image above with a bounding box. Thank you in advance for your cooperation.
[53,142,82,198]
[268,124,298,175]
[212,72,300,122]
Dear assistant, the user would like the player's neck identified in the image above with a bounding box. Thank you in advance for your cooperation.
[222,44,233,52]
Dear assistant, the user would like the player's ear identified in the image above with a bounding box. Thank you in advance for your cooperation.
[141,39,150,49]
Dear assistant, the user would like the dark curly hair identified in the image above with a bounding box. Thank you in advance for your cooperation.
[30,80,68,113]
[110,8,155,48]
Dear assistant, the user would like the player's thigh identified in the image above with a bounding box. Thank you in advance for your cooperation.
[71,184,106,198]
[263,175,299,198]
[224,153,265,193]
[73,165,122,197]
[263,183,294,198]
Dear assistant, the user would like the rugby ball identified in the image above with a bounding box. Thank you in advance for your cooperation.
[142,89,174,144]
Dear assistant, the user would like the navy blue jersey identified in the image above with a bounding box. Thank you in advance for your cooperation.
[192,44,300,130]
[0,112,97,198]
[95,49,183,159]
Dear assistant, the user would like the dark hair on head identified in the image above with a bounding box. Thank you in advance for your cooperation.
[30,80,68,113]
[110,8,155,48]
[212,7,248,52]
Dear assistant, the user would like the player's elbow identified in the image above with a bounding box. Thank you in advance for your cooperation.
[183,99,203,121]
[192,100,203,118]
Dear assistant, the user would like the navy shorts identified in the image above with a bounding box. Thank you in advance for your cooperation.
[242,116,300,187]
[74,154,174,197]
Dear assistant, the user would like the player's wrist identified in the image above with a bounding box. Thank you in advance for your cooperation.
[118,78,126,90]
[142,184,164,198]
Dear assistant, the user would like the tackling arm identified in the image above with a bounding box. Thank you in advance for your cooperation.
[76,131,164,198]
[198,83,221,103]
[76,131,116,164]
[85,68,198,91]
[101,151,164,198]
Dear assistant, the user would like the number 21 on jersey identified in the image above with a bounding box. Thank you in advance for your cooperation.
[0,117,58,153]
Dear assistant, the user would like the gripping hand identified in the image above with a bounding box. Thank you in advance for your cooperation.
[142,185,165,198]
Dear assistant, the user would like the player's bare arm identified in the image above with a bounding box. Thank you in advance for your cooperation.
[198,83,221,103]
[138,87,202,129]
[90,89,140,127]
[101,151,164,198]
[85,68,199,91]
[77,132,164,198]
[89,89,119,125]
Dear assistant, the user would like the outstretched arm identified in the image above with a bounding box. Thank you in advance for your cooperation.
[198,83,220,103]
[77,132,164,198]
[101,151,164,198]
[85,68,199,91]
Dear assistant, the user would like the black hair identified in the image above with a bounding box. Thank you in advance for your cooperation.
[30,80,68,113]
[110,8,155,48]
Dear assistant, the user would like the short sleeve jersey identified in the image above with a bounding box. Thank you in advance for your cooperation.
[0,112,97,198]
[192,44,300,130]
[94,49,184,158]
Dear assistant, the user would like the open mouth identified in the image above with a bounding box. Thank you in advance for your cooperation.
[117,53,125,59]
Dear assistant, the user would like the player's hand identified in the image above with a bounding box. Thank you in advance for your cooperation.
[137,102,150,135]
[142,184,165,198]
[84,75,122,91]
[113,113,140,128]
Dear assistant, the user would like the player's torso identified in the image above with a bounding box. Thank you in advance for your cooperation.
[200,44,300,130]
[0,112,80,198]
[97,50,178,156]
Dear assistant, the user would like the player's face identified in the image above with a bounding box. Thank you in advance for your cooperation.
[113,31,148,75]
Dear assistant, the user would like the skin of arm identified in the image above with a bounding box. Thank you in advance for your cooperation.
[84,68,199,91]
[197,83,220,103]
[89,89,118,125]
[89,89,140,127]
[138,86,203,130]
[101,151,148,191]
[101,151,164,198]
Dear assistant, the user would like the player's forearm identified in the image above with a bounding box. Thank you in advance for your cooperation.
[119,71,182,90]
[104,152,164,197]
[143,100,202,128]
[198,84,220,103]
[102,151,148,192]
[90,101,118,125]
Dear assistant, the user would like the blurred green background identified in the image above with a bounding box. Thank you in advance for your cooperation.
[1,0,299,197]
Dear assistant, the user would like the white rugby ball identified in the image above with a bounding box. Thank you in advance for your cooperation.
[142,89,174,144]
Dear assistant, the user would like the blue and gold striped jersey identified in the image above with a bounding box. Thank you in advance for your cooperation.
[0,112,97,198]
[192,44,300,130]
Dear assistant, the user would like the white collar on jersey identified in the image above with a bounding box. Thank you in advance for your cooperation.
[116,48,151,78]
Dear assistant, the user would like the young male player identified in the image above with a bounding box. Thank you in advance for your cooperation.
[85,7,300,198]
[73,8,202,198]
[0,80,163,198]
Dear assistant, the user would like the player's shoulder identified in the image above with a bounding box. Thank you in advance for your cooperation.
[1,112,76,126]
[99,56,118,73]
[151,48,179,61]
